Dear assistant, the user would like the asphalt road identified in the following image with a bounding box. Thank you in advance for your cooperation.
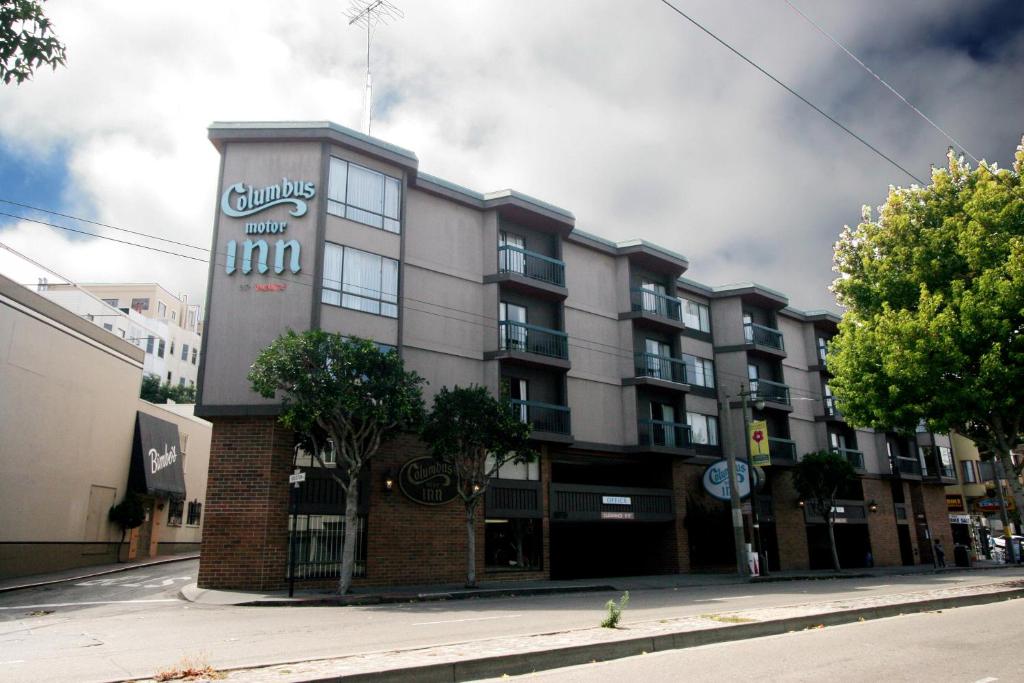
[482,598,1024,682]
[1,561,1022,682]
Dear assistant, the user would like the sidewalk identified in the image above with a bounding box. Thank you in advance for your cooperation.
[0,552,198,594]
[158,573,1024,683]
[181,560,1018,607]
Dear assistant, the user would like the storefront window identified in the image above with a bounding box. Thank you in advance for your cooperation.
[485,518,542,571]
[167,500,184,527]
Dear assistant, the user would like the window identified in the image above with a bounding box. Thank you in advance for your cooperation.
[485,518,542,571]
[157,301,167,317]
[191,348,198,365]
[103,323,113,331]
[169,341,175,356]
[681,299,711,332]
[102,298,119,307]
[962,460,977,483]
[178,377,186,388]
[167,500,184,527]
[321,243,399,317]
[146,336,155,354]
[499,302,528,351]
[181,343,189,361]
[938,446,955,478]
[687,412,719,446]
[131,297,150,312]
[503,377,528,422]
[157,339,165,358]
[499,231,526,274]
[485,453,539,480]
[186,500,202,526]
[171,311,176,321]
[682,354,715,388]
[167,371,172,383]
[743,313,754,342]
[327,157,401,233]
[817,335,829,364]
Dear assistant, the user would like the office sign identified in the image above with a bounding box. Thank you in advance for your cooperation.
[398,456,459,506]
[702,459,753,501]
[602,496,632,506]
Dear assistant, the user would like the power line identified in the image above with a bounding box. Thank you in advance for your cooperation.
[0,198,209,252]
[2,207,828,400]
[782,0,979,165]
[655,0,927,185]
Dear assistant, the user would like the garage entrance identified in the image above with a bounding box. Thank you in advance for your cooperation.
[550,520,675,579]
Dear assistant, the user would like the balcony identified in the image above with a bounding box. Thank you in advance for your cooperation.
[834,447,865,472]
[893,456,922,479]
[510,399,572,442]
[633,419,694,455]
[620,288,685,331]
[768,437,797,464]
[487,245,567,299]
[816,396,844,422]
[490,320,570,369]
[626,352,690,392]
[744,322,786,358]
[750,378,792,410]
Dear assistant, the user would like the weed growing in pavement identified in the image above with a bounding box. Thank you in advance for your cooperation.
[700,613,755,624]
[601,591,630,628]
[153,655,225,681]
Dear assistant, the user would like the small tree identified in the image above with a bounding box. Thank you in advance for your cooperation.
[0,0,67,84]
[140,374,196,404]
[109,492,145,563]
[421,385,534,587]
[792,450,856,572]
[249,331,425,594]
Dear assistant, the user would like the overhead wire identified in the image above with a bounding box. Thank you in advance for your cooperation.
[654,0,927,185]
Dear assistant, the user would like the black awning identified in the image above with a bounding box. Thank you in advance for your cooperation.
[129,411,186,501]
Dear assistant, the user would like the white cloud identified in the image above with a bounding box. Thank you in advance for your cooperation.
[1,0,1021,311]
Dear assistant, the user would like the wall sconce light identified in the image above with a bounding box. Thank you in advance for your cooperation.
[797,499,805,509]
[383,469,395,493]
[472,484,481,493]
[868,500,878,513]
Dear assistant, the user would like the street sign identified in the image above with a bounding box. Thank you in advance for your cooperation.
[749,419,770,466]
[288,469,306,485]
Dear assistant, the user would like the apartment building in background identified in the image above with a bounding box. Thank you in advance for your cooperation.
[43,282,202,389]
[195,121,954,591]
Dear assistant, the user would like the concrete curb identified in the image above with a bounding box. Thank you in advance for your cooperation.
[0,554,199,595]
[750,564,1015,583]
[236,583,618,607]
[182,586,1024,683]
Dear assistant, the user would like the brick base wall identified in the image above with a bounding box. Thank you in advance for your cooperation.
[913,482,954,565]
[862,478,903,567]
[772,470,810,570]
[671,463,705,573]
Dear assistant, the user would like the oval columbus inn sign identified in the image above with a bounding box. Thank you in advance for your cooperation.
[398,456,459,506]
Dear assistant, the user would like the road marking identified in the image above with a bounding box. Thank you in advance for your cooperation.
[854,585,892,590]
[0,660,26,665]
[0,599,179,610]
[412,614,523,626]
[142,577,193,588]
[695,595,758,602]
[973,678,998,683]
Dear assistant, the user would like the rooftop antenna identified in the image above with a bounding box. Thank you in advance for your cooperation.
[345,0,403,136]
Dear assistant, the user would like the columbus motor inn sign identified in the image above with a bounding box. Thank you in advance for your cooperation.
[221,178,316,276]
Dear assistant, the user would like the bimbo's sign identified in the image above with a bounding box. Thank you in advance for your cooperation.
[221,177,316,277]
[398,456,458,506]
[149,444,178,475]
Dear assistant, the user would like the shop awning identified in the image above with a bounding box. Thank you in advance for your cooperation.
[129,412,186,501]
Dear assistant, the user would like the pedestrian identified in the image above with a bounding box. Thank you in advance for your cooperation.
[864,550,873,568]
[933,539,946,568]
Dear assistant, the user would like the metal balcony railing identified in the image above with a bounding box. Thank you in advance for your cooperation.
[744,322,785,351]
[630,287,683,321]
[634,353,687,384]
[509,399,571,435]
[895,456,922,476]
[834,447,865,471]
[498,245,565,287]
[750,378,791,405]
[637,419,692,449]
[824,396,840,417]
[939,465,957,479]
[768,437,797,463]
[498,321,568,359]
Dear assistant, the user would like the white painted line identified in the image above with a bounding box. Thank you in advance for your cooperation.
[973,677,998,683]
[854,585,892,590]
[0,660,26,665]
[0,599,179,610]
[695,595,758,602]
[412,614,524,626]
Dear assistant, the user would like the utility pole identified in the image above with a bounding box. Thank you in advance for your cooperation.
[719,393,749,577]
[741,384,767,575]
[345,0,403,136]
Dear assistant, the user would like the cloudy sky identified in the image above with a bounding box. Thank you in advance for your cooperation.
[1,0,1022,312]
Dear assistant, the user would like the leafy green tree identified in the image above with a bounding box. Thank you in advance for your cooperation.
[109,492,145,563]
[140,374,197,404]
[830,142,1024,519]
[1,0,66,84]
[792,451,857,572]
[249,331,425,593]
[421,385,534,587]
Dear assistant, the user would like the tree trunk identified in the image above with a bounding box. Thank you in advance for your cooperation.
[827,519,841,572]
[117,528,126,563]
[465,502,477,588]
[338,476,361,594]
[998,451,1024,529]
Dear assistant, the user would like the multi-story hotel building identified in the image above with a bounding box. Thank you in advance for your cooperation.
[196,121,954,590]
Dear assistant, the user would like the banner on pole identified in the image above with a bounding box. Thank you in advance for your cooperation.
[749,419,771,466]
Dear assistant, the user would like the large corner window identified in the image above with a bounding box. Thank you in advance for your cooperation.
[681,298,710,332]
[327,157,401,233]
[322,243,399,318]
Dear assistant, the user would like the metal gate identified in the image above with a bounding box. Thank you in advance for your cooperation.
[286,467,369,579]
